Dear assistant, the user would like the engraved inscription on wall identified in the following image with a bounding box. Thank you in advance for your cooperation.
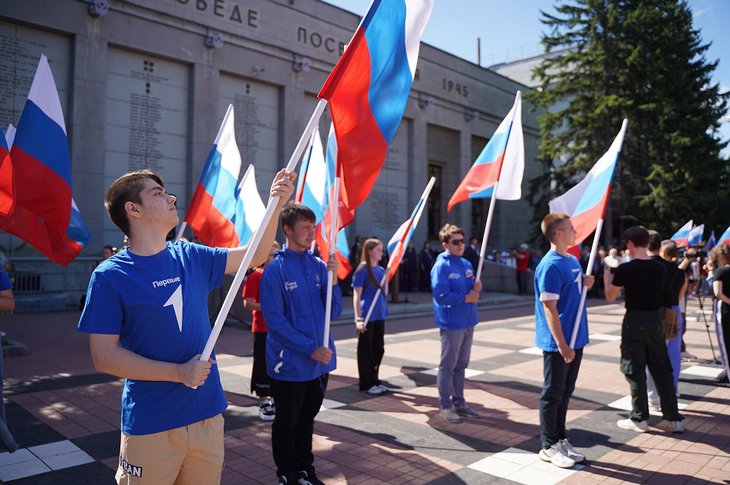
[369,191,400,233]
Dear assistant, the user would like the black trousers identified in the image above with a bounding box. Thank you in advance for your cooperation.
[270,374,328,478]
[251,332,271,397]
[620,310,683,422]
[540,348,583,449]
[357,320,385,390]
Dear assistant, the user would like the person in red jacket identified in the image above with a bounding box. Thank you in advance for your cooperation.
[242,241,280,421]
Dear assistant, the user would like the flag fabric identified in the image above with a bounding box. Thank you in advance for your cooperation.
[719,226,730,246]
[671,220,694,248]
[318,0,433,212]
[184,104,242,248]
[315,224,352,280]
[688,224,704,246]
[295,126,329,223]
[386,196,426,282]
[0,126,13,216]
[549,119,628,247]
[705,230,716,252]
[233,165,265,247]
[448,91,524,211]
[0,54,89,265]
[5,124,16,148]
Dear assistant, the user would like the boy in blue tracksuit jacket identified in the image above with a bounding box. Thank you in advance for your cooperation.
[260,204,342,485]
[431,224,481,424]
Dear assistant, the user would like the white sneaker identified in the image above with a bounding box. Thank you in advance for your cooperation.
[559,439,585,463]
[258,400,275,421]
[617,418,649,432]
[439,408,462,423]
[367,385,387,395]
[664,420,685,433]
[375,384,390,393]
[539,443,575,469]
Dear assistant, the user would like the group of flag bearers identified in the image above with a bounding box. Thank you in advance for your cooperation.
[5,0,730,483]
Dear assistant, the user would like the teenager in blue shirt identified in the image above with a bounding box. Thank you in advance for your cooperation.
[352,238,390,395]
[78,168,294,485]
[534,213,594,469]
[431,224,481,424]
[260,204,341,485]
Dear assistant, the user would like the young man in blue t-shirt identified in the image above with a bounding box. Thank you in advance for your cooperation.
[260,204,341,485]
[430,224,481,424]
[534,213,594,469]
[78,168,294,485]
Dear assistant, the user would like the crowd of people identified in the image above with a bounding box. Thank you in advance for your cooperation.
[66,167,730,484]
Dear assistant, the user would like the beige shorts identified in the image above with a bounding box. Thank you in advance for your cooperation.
[115,414,224,485]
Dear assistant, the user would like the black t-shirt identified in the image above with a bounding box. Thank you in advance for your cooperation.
[611,258,667,311]
[653,256,685,307]
[714,265,730,315]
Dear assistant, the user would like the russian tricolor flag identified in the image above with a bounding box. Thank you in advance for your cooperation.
[318,0,433,212]
[705,230,717,252]
[0,126,14,217]
[688,223,704,247]
[448,91,524,211]
[0,55,89,265]
[184,104,242,248]
[233,165,265,247]
[295,126,328,223]
[671,220,693,248]
[387,197,426,282]
[549,119,628,246]
[719,226,730,246]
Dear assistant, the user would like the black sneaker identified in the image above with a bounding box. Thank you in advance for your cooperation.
[278,475,289,485]
[297,470,325,485]
[259,400,275,421]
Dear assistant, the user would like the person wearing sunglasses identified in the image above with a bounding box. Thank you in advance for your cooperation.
[431,224,482,423]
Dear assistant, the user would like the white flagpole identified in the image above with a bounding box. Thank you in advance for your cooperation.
[322,177,341,348]
[174,221,187,242]
[475,183,499,282]
[199,98,327,365]
[362,177,436,327]
[569,218,603,349]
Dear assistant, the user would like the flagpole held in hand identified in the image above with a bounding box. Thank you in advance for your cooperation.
[569,218,602,349]
[174,221,187,242]
[323,177,341,348]
[362,177,436,327]
[198,99,327,371]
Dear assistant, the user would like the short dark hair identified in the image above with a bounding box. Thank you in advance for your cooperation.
[660,240,679,261]
[540,213,570,241]
[438,224,464,243]
[104,169,164,236]
[281,203,316,231]
[623,225,650,248]
[647,230,662,252]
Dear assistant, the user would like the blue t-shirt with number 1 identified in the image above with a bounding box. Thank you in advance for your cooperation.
[78,241,229,435]
[534,250,589,351]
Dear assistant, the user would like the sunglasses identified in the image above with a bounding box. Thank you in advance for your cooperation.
[450,239,465,245]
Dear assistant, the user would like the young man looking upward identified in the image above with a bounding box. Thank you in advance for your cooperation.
[78,168,294,485]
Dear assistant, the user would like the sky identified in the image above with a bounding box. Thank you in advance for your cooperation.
[322,0,730,152]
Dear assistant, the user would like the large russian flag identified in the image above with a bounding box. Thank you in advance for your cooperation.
[233,165,265,247]
[448,91,524,211]
[671,220,693,248]
[318,0,433,212]
[184,104,242,247]
[719,226,730,246]
[0,55,89,265]
[549,119,628,246]
[688,224,704,247]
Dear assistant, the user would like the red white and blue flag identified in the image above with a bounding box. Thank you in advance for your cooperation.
[0,126,14,217]
[386,191,428,282]
[233,165,265,247]
[705,230,717,252]
[318,0,433,212]
[295,126,328,224]
[184,104,242,247]
[718,226,730,246]
[448,91,524,211]
[671,220,694,248]
[549,119,628,246]
[0,54,89,265]
[688,223,704,247]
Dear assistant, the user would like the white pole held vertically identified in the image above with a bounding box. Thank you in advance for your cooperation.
[322,177,341,348]
[569,218,603,349]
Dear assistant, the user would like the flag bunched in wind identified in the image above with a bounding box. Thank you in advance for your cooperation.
[233,165,265,247]
[0,54,89,265]
[448,91,524,211]
[0,126,13,217]
[549,119,628,247]
[184,104,242,248]
[671,220,693,248]
[387,194,428,282]
[295,126,328,223]
[705,230,716,252]
[688,224,704,246]
[719,226,730,246]
[318,0,433,212]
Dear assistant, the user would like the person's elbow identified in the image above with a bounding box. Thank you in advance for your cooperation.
[88,336,119,375]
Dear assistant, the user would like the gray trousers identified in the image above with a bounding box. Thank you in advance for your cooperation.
[437,326,474,409]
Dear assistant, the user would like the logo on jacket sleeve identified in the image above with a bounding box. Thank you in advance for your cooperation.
[448,273,461,280]
[285,281,298,291]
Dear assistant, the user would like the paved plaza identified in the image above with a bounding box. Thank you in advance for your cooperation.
[1,296,729,484]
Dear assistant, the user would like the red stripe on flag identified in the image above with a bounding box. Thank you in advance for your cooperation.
[187,188,239,248]
[570,190,609,246]
[447,155,505,211]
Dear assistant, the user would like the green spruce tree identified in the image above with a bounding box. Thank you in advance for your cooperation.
[529,0,728,244]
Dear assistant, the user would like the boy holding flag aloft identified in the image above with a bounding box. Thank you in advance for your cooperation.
[534,213,594,469]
